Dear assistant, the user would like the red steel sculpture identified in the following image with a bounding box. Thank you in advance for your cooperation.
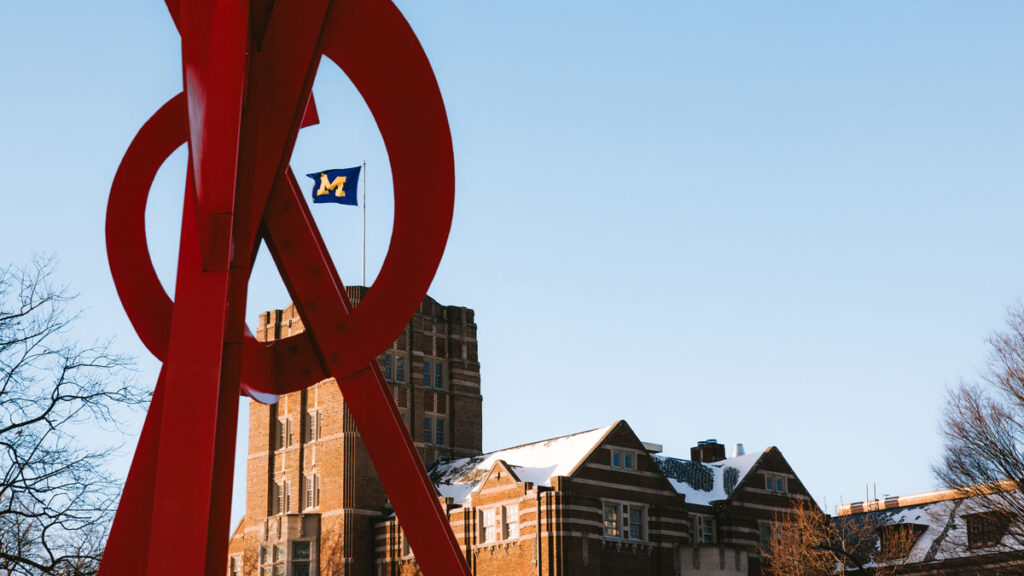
[99,1,469,575]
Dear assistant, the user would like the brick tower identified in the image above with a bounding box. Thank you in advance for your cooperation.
[227,288,482,576]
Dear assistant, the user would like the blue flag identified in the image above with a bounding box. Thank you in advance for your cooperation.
[307,166,361,206]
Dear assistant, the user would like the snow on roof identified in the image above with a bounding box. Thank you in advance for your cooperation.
[847,491,1018,565]
[654,451,763,506]
[430,424,615,505]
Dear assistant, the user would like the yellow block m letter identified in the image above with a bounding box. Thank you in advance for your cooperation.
[316,173,348,197]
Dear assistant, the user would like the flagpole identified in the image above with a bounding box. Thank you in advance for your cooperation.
[361,160,367,287]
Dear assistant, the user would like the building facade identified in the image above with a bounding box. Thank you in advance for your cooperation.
[376,423,815,576]
[227,288,482,576]
[837,487,1024,575]
[228,292,815,576]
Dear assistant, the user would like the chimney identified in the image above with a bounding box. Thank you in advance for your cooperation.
[733,443,745,457]
[690,439,726,463]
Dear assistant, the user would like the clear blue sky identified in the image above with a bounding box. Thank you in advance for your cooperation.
[3,1,1024,529]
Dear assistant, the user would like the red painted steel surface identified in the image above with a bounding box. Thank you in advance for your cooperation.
[100,1,468,575]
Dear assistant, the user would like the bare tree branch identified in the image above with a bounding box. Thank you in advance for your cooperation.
[0,256,146,576]
[935,302,1024,552]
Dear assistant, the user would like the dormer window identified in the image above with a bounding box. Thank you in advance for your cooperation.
[877,523,925,560]
[965,512,1010,549]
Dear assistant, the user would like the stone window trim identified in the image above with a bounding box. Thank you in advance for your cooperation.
[291,540,313,576]
[601,499,648,542]
[259,543,287,576]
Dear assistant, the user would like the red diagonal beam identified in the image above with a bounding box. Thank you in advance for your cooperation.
[260,169,471,576]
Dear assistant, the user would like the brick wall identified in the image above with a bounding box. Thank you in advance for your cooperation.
[228,291,482,576]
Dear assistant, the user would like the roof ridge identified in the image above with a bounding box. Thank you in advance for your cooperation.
[466,423,614,459]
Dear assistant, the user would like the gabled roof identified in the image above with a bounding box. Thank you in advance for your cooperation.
[842,490,1019,565]
[654,450,764,506]
[429,424,616,505]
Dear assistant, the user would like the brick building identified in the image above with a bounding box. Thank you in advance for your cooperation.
[837,487,1024,574]
[227,292,816,576]
[227,288,482,576]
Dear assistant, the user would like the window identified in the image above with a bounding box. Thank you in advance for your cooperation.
[305,409,321,443]
[423,361,433,387]
[435,418,445,446]
[626,504,645,540]
[382,353,393,381]
[503,505,519,539]
[479,505,518,543]
[603,501,646,541]
[610,449,635,470]
[603,503,621,537]
[272,481,291,514]
[292,541,311,576]
[259,546,283,576]
[260,544,285,576]
[877,524,924,559]
[966,513,1009,549]
[229,556,240,576]
[401,528,411,556]
[276,417,293,449]
[424,417,432,444]
[764,473,787,494]
[691,514,716,543]
[758,521,772,550]
[434,362,444,389]
[481,508,497,543]
[395,357,405,383]
[304,473,320,510]
[276,418,285,450]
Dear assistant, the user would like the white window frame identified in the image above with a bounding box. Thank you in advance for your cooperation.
[610,449,636,470]
[764,472,788,494]
[601,500,647,541]
[691,513,716,544]
[480,508,497,543]
[503,504,519,540]
[603,502,621,538]
[479,504,519,544]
